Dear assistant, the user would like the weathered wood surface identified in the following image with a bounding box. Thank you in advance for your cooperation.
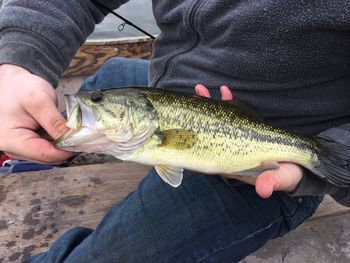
[243,213,350,263]
[311,195,350,220]
[0,162,150,262]
[1,162,349,262]
[62,37,153,78]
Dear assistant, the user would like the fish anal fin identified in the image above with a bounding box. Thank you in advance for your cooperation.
[160,129,197,150]
[233,161,280,177]
[155,165,184,187]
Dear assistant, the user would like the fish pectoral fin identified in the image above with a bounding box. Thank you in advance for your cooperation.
[159,129,197,150]
[155,165,184,187]
[233,161,280,177]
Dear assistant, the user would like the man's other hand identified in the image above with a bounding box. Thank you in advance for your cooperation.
[195,84,303,198]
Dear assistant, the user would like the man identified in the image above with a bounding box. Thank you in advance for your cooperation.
[0,0,349,262]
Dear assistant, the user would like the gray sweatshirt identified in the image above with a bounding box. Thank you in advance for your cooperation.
[0,0,349,205]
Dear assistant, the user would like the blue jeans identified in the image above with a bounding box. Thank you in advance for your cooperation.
[26,58,322,263]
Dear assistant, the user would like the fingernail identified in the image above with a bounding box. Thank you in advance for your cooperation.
[195,86,200,94]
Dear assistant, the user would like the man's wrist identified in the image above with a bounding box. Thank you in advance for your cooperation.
[288,168,328,197]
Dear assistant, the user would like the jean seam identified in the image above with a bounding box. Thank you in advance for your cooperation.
[195,215,283,263]
[273,194,300,220]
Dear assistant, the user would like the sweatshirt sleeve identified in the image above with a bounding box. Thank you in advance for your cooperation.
[0,0,129,87]
[290,124,350,207]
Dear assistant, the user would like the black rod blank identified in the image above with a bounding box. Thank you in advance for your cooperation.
[92,0,155,40]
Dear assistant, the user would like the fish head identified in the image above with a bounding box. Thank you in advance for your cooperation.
[55,88,158,156]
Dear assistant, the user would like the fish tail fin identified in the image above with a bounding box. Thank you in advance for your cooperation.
[311,137,350,187]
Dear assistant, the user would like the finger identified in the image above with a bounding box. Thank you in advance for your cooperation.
[6,132,75,164]
[255,172,280,199]
[5,150,73,165]
[26,97,69,140]
[3,152,38,163]
[220,85,233,101]
[195,84,211,98]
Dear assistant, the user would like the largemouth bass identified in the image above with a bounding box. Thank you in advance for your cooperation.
[55,87,350,187]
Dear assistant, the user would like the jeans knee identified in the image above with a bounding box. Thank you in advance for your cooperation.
[80,57,149,91]
[274,193,323,233]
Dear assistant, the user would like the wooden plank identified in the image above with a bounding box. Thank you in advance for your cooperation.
[0,162,150,262]
[62,37,153,78]
[310,195,350,220]
[243,213,350,262]
[1,161,349,262]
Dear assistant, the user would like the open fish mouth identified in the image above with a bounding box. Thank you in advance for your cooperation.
[65,95,82,130]
[55,95,103,150]
[65,95,78,124]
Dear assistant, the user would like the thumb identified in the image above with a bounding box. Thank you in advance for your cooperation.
[26,96,69,140]
[255,163,303,198]
[255,172,280,199]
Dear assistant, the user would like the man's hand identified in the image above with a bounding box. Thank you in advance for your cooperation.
[0,64,74,164]
[195,84,303,198]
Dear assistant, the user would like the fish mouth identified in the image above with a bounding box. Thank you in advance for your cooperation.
[55,94,99,150]
[65,94,78,123]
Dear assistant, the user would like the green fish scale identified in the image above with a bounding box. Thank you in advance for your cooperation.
[145,89,313,146]
[139,89,317,173]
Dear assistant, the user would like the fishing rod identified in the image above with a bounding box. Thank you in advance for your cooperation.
[92,0,155,40]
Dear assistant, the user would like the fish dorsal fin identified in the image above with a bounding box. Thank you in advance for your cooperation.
[155,165,184,187]
[233,161,280,177]
[226,100,264,122]
[159,129,197,150]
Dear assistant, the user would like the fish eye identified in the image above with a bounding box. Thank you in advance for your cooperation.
[90,91,104,103]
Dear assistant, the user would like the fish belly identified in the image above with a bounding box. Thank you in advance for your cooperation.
[128,134,314,176]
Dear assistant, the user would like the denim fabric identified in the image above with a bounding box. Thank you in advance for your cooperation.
[80,57,149,91]
[0,160,53,174]
[25,58,322,263]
